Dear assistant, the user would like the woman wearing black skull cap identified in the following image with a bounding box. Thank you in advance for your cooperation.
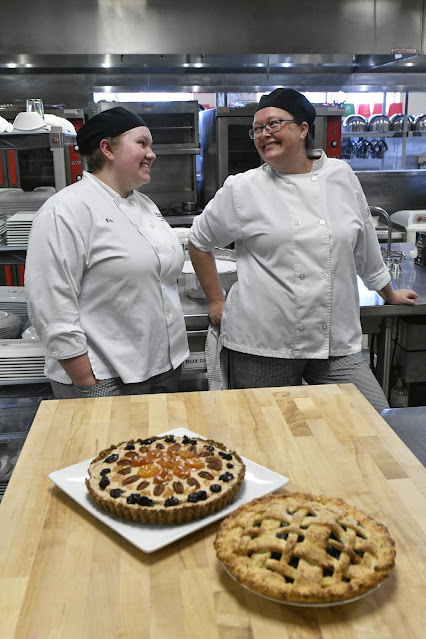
[189,88,417,411]
[25,107,189,398]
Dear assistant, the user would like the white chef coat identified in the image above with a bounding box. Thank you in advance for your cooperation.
[189,151,390,359]
[25,171,189,384]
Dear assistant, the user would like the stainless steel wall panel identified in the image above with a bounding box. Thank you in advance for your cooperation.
[374,0,423,55]
[0,0,422,56]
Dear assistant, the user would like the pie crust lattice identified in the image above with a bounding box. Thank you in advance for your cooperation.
[214,492,396,603]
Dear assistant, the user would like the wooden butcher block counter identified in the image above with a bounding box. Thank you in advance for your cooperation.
[0,384,425,639]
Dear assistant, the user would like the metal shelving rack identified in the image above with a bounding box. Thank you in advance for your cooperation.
[342,131,426,138]
[342,129,426,169]
[0,246,47,385]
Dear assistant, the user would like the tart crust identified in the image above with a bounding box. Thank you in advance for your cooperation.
[86,435,245,525]
[214,492,396,603]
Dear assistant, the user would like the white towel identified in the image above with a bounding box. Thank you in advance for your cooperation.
[204,324,229,390]
[182,259,236,274]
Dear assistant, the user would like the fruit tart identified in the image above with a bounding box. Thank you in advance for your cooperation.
[86,434,245,525]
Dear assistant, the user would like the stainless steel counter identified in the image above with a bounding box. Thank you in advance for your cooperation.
[358,243,426,398]
[358,243,426,317]
[381,406,426,465]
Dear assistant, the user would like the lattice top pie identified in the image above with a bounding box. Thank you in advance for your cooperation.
[214,492,396,603]
[86,434,245,525]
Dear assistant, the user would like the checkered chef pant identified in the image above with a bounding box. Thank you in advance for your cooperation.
[49,366,182,399]
[227,350,389,413]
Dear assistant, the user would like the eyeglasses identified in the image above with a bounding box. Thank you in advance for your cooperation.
[248,119,297,139]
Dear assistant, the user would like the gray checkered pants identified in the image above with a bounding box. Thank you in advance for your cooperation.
[50,366,182,399]
[227,350,389,413]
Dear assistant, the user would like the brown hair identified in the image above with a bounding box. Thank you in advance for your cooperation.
[86,134,124,172]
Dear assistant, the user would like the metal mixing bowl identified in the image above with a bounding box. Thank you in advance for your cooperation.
[342,115,367,133]
[368,114,390,132]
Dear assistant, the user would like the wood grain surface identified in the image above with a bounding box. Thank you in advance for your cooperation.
[0,383,425,639]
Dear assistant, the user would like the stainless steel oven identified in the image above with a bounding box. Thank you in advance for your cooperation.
[198,106,260,206]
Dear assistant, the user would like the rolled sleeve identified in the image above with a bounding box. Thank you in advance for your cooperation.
[361,264,391,291]
[354,192,391,292]
[40,323,88,359]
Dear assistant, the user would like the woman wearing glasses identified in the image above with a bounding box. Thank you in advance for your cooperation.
[188,88,417,411]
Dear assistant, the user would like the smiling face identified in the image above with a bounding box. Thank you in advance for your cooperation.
[111,125,156,188]
[252,107,309,172]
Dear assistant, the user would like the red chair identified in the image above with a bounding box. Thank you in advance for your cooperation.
[373,103,384,115]
[387,102,403,117]
[357,104,371,117]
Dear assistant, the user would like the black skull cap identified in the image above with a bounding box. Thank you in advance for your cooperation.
[255,88,316,125]
[77,106,147,155]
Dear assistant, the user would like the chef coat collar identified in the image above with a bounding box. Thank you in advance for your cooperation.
[84,171,137,203]
[268,149,325,178]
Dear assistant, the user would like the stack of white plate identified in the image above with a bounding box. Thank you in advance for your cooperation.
[6,212,37,246]
[0,287,27,319]
[0,214,6,245]
[0,339,45,382]
[0,311,21,338]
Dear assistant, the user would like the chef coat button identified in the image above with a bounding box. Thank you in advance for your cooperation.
[323,272,329,278]
[131,201,137,206]
[297,325,304,332]
[322,324,328,331]
[319,219,326,225]
[299,274,305,279]
[294,220,301,226]
[312,175,318,182]
[150,223,155,229]
[172,245,176,252]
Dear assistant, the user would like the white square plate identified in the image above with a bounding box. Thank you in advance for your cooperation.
[49,427,289,553]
